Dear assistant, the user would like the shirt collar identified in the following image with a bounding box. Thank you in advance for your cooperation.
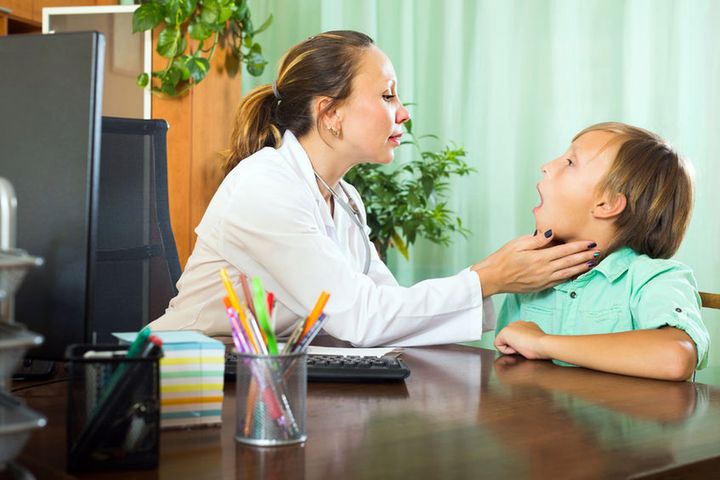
[581,246,639,283]
[278,129,324,204]
[278,129,352,207]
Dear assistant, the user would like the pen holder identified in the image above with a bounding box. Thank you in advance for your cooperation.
[65,344,162,473]
[235,352,307,446]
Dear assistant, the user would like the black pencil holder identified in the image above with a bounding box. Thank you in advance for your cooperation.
[65,344,162,473]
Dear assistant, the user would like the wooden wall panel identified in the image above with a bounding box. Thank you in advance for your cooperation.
[0,14,7,36]
[1,1,33,20]
[151,35,241,269]
[151,32,193,269]
[1,1,115,31]
[32,1,107,23]
[190,46,240,242]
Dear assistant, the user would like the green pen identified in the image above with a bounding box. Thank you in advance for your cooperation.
[127,327,152,358]
[89,326,152,417]
[252,277,278,355]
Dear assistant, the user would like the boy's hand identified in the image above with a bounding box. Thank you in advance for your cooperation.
[494,321,550,360]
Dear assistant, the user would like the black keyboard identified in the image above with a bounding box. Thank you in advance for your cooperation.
[225,352,410,382]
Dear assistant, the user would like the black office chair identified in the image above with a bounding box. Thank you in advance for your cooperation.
[87,117,181,342]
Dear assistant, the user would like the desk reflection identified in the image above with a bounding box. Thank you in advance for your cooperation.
[491,354,699,422]
[477,354,705,478]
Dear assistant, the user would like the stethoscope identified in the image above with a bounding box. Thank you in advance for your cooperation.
[314,171,372,274]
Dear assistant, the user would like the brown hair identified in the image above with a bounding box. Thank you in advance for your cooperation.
[574,122,694,259]
[221,30,374,176]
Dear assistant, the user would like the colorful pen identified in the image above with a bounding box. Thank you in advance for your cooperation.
[252,277,279,355]
[223,297,250,354]
[220,269,261,353]
[301,291,330,338]
[294,313,328,352]
[127,326,152,358]
[240,273,256,319]
[282,317,307,354]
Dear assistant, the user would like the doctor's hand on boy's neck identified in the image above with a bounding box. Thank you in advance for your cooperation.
[533,129,626,259]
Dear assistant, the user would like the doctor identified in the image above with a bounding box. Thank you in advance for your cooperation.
[149,31,600,346]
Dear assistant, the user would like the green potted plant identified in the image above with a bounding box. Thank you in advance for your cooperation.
[345,114,475,261]
[131,0,272,96]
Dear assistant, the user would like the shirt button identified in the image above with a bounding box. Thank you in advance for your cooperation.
[570,291,577,299]
[675,307,682,313]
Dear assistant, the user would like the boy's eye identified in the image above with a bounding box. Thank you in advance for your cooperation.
[383,94,396,101]
[566,158,574,166]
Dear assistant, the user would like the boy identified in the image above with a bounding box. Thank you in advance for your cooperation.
[494,122,709,381]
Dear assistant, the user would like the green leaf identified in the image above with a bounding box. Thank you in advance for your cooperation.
[390,231,409,260]
[243,17,254,35]
[421,177,434,196]
[200,0,220,24]
[186,56,211,83]
[244,44,267,76]
[176,36,187,56]
[174,55,191,81]
[157,27,181,58]
[132,3,164,33]
[253,14,273,35]
[166,65,182,86]
[136,72,149,87]
[234,1,249,21]
[155,65,183,96]
[404,118,413,134]
[218,4,234,23]
[188,18,212,40]
[163,0,181,25]
[418,133,439,140]
[178,0,197,22]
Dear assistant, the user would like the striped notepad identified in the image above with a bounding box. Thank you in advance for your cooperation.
[114,330,225,429]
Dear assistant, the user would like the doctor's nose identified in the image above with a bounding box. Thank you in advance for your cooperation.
[396,103,410,125]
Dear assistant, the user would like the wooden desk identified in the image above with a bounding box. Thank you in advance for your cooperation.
[12,345,720,479]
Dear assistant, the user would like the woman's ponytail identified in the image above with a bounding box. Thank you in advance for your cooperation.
[221,84,282,176]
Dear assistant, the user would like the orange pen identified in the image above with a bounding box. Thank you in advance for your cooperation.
[301,291,330,338]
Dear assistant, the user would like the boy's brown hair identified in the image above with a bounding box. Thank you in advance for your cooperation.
[574,122,694,259]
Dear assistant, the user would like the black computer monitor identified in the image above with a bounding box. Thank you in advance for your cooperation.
[0,32,105,360]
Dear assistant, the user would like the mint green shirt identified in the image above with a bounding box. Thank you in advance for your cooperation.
[497,247,710,369]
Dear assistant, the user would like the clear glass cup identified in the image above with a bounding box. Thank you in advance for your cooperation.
[235,352,307,446]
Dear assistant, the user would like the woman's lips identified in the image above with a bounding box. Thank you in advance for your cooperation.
[388,133,403,146]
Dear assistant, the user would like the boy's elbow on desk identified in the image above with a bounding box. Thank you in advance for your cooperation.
[659,335,698,382]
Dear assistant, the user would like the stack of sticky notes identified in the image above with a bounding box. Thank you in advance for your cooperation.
[113,330,225,429]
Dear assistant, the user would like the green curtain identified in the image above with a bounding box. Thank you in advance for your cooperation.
[244,0,720,377]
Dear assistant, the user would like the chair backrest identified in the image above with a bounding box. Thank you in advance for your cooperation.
[700,292,720,310]
[87,117,181,342]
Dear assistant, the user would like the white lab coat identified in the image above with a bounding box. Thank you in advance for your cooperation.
[149,130,495,346]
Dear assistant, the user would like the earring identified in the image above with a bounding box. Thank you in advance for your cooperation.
[327,125,340,137]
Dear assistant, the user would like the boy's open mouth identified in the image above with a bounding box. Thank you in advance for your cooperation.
[533,184,544,212]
